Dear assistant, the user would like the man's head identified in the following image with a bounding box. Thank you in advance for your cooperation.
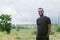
[38,8,44,17]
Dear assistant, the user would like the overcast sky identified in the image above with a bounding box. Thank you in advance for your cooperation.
[0,0,60,24]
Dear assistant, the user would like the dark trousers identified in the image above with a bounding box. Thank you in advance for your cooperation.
[36,34,49,40]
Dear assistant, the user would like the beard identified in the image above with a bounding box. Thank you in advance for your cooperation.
[40,13,43,17]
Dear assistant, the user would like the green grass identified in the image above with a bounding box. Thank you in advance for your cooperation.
[0,24,60,40]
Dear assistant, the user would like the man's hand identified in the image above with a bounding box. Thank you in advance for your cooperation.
[47,33,49,37]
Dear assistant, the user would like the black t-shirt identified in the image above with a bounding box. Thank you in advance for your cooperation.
[36,16,51,35]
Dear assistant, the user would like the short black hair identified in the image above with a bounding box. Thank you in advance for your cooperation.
[38,8,43,9]
[38,8,44,13]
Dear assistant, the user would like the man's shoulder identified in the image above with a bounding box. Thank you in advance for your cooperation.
[44,16,51,22]
[44,16,50,19]
[36,17,40,22]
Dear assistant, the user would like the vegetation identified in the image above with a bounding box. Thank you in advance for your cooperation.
[0,24,60,40]
[0,14,11,34]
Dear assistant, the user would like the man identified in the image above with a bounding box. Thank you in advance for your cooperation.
[36,8,51,40]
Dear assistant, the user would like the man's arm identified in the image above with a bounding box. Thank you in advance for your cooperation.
[47,24,51,36]
[47,17,51,37]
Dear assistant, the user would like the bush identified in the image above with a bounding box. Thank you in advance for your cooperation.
[0,14,12,34]
[56,27,60,32]
[32,30,36,35]
[50,31,55,35]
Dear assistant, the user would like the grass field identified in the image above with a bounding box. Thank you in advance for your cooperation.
[0,24,60,40]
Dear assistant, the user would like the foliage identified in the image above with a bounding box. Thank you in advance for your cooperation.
[56,26,60,32]
[0,25,59,40]
[0,14,11,34]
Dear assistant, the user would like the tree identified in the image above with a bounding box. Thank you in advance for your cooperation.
[0,14,11,34]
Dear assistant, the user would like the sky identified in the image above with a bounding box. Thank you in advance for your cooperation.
[0,0,60,24]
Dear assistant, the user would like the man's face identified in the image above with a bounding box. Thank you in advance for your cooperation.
[38,8,44,16]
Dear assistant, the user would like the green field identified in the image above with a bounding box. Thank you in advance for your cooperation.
[0,24,60,40]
